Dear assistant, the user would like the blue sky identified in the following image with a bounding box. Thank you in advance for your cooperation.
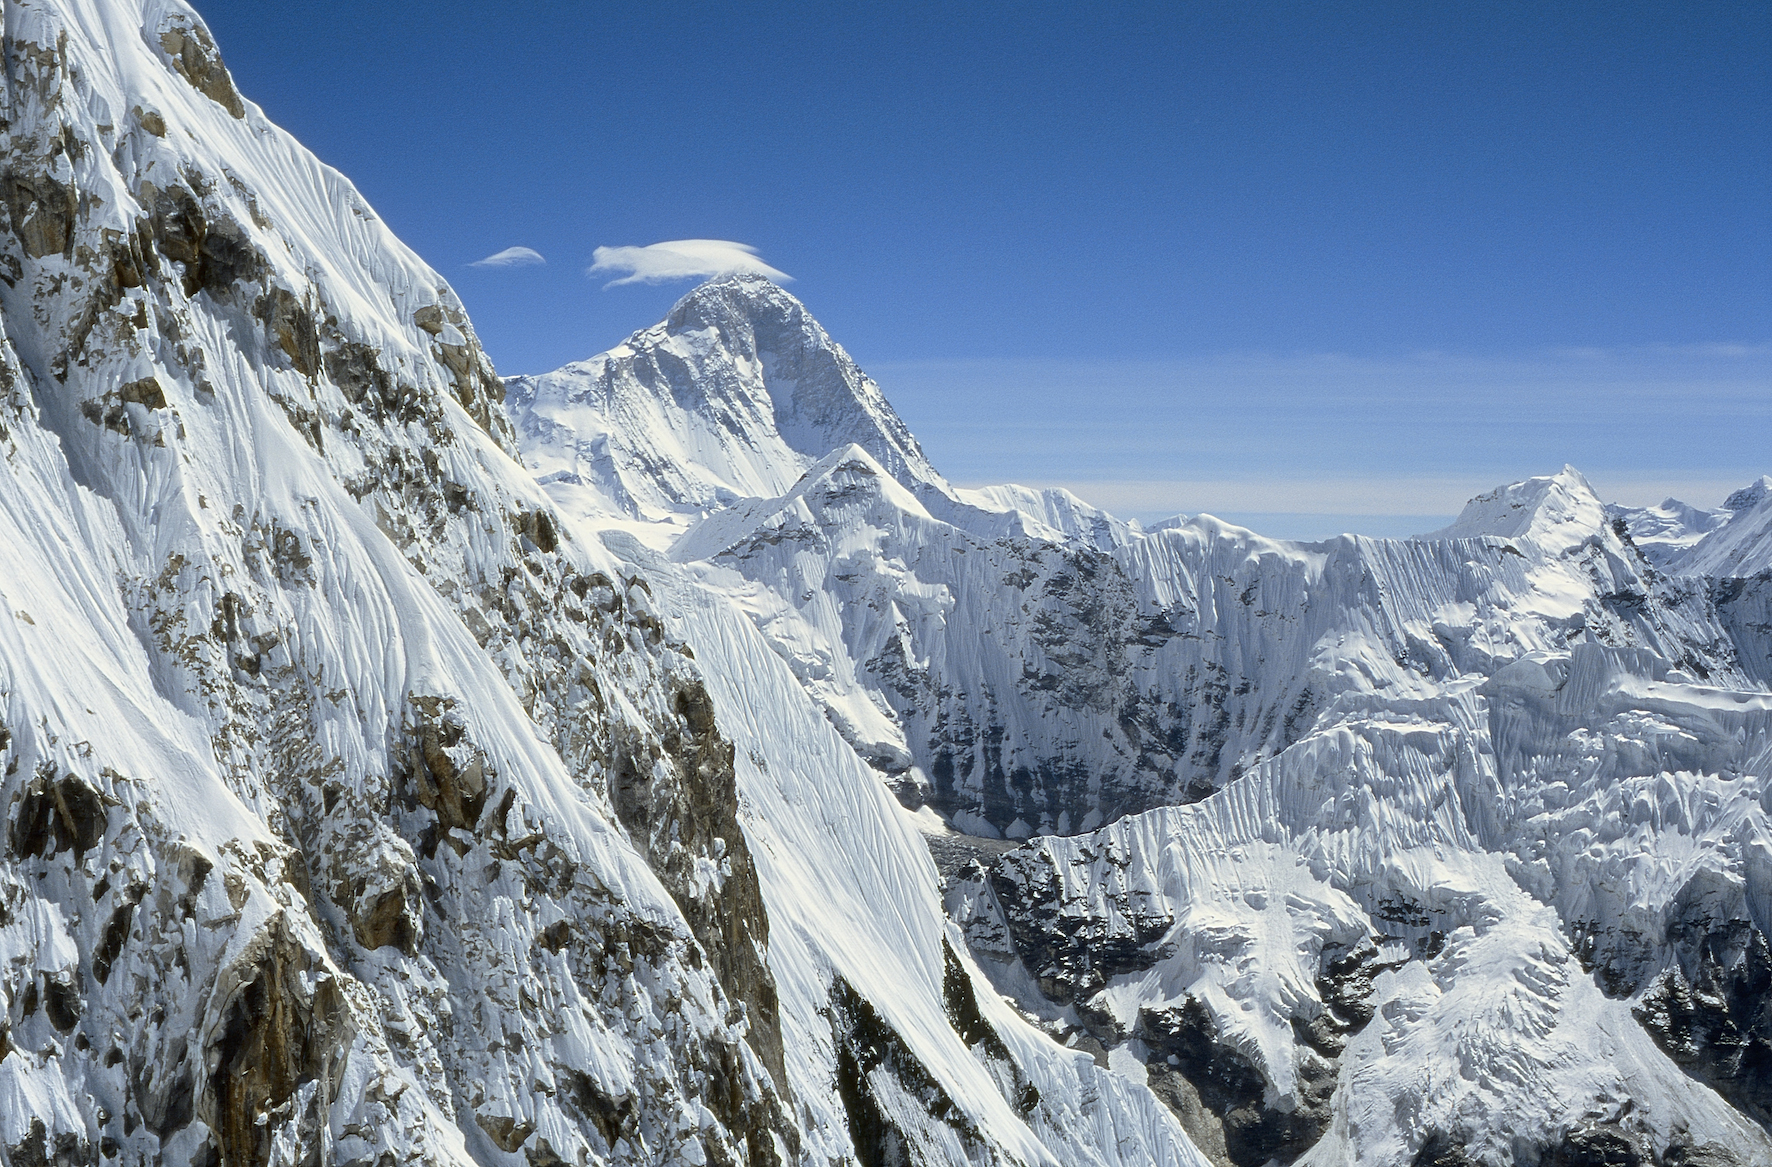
[200,1,1769,535]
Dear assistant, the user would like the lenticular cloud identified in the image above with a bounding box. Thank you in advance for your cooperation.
[470,246,546,268]
[589,239,791,287]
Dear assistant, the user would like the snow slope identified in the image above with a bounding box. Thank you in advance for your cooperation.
[0,1,810,1160]
[17,2,1755,1161]
[601,533,1210,1167]
[1614,476,1772,577]
[1682,484,1772,579]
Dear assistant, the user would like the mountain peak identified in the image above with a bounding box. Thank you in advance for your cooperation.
[668,270,798,317]
[506,277,944,546]
[1685,477,1772,577]
[1723,475,1772,514]
[1424,465,1608,552]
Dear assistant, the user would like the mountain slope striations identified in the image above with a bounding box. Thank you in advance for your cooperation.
[0,2,1222,1164]
[0,2,800,1161]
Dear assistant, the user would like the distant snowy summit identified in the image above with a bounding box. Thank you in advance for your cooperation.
[506,273,946,545]
[1420,464,1610,552]
[1422,464,1772,580]
[1612,474,1772,578]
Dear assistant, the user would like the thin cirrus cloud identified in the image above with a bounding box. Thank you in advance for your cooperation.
[588,240,791,288]
[470,246,546,268]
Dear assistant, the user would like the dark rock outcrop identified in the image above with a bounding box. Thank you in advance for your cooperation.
[203,919,351,1167]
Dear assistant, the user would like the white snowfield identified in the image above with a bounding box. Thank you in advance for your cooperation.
[510,270,1772,1166]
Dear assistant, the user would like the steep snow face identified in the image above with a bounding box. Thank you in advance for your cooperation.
[505,274,946,547]
[0,2,800,1162]
[0,4,1223,1166]
[1614,476,1772,577]
[954,483,1142,553]
[1682,486,1772,579]
[598,533,1212,1167]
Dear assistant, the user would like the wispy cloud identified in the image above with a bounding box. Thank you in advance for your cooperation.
[588,240,791,287]
[470,246,546,268]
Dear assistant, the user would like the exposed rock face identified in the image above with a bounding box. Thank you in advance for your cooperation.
[1712,572,1772,686]
[988,835,1174,1008]
[610,673,791,1127]
[205,918,351,1167]
[1631,875,1772,1128]
[156,11,245,117]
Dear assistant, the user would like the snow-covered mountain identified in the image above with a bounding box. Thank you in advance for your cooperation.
[3,1,1768,1163]
[653,379,1754,841]
[510,273,1772,1166]
[1614,475,1772,577]
[0,3,1204,1164]
[1681,481,1772,579]
[504,274,948,548]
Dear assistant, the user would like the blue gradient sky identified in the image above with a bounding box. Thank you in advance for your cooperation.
[198,1,1769,535]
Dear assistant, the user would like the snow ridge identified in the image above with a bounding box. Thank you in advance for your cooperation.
[1614,474,1772,577]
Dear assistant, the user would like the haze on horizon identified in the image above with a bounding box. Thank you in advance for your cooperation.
[198,0,1770,538]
